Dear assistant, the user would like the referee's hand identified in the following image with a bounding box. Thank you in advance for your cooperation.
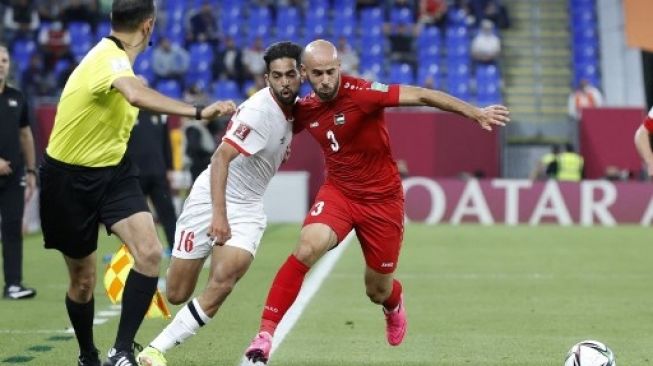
[202,100,237,120]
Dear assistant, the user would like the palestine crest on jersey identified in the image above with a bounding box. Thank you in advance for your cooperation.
[334,113,346,126]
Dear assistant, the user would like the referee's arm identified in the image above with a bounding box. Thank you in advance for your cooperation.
[112,76,235,119]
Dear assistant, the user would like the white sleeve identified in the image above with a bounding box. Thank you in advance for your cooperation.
[222,107,269,156]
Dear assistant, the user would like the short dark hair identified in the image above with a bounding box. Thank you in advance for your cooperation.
[111,0,156,32]
[263,42,302,72]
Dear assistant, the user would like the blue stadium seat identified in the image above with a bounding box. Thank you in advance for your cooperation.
[165,23,185,46]
[185,60,212,88]
[418,26,441,48]
[390,7,413,26]
[134,52,154,82]
[276,6,301,26]
[96,22,110,41]
[417,63,440,87]
[213,80,242,100]
[475,64,500,83]
[447,76,470,100]
[54,59,72,79]
[332,15,356,39]
[189,42,214,64]
[69,22,92,40]
[300,83,312,98]
[388,63,415,85]
[447,8,468,26]
[360,7,384,27]
[11,39,36,68]
[249,6,272,27]
[156,80,182,99]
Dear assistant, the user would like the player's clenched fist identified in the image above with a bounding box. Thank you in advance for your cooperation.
[208,211,231,246]
[202,100,237,120]
[475,104,510,131]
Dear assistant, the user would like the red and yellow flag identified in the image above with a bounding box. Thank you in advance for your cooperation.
[104,244,171,319]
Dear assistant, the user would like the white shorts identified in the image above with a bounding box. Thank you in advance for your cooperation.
[172,196,267,259]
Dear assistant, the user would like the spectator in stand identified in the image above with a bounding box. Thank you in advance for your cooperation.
[471,19,501,65]
[417,0,447,28]
[356,0,381,13]
[567,78,603,121]
[482,1,510,30]
[530,145,560,180]
[213,36,245,89]
[388,23,416,68]
[56,60,77,91]
[187,2,220,47]
[243,36,266,78]
[246,74,266,98]
[22,53,56,97]
[3,0,40,44]
[152,36,190,89]
[452,0,476,27]
[386,0,416,19]
[61,0,98,30]
[36,0,62,23]
[182,84,215,183]
[557,143,583,181]
[336,36,359,76]
[38,20,73,72]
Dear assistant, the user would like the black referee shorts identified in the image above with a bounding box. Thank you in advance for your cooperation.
[39,154,150,259]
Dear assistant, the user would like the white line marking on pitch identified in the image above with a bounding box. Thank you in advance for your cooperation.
[239,232,354,366]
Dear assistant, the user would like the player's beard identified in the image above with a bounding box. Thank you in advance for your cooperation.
[311,77,339,101]
[273,87,298,106]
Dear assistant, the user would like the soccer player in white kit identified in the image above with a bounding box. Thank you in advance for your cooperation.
[137,41,304,366]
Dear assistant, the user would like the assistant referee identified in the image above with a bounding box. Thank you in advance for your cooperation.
[39,1,236,365]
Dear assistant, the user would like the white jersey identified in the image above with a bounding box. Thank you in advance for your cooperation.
[191,87,293,204]
[173,87,293,257]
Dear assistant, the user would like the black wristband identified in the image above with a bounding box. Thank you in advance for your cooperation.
[195,105,205,120]
[26,168,37,175]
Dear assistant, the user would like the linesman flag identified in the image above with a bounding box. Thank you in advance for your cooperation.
[104,244,171,319]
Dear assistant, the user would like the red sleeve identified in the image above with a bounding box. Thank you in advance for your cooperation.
[222,137,251,156]
[351,79,401,114]
[644,108,653,132]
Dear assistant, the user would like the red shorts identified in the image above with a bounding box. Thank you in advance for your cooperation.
[303,184,405,274]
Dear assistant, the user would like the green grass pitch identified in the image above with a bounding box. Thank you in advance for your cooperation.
[1,224,652,365]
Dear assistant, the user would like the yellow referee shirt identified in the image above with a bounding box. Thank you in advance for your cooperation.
[46,37,139,167]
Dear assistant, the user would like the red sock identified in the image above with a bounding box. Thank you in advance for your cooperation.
[382,279,403,311]
[260,255,309,335]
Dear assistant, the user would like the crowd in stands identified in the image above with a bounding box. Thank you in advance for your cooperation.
[0,0,509,104]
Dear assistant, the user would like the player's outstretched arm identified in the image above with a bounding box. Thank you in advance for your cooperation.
[208,142,240,245]
[112,76,236,119]
[397,85,510,131]
[634,125,653,177]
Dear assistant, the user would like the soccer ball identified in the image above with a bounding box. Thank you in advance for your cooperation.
[564,340,616,366]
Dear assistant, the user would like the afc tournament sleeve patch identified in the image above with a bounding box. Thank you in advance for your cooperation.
[110,57,131,73]
[234,123,252,141]
[370,81,389,92]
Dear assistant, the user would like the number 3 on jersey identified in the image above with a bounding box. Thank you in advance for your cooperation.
[327,130,340,152]
[311,201,325,216]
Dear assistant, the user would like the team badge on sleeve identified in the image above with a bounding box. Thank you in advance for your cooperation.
[370,81,389,92]
[234,123,252,141]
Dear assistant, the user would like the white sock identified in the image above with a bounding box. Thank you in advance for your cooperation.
[150,298,212,352]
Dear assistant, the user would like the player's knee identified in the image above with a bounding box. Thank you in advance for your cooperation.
[70,273,96,301]
[206,278,237,297]
[135,239,163,269]
[166,287,191,305]
[293,241,322,266]
[366,286,391,305]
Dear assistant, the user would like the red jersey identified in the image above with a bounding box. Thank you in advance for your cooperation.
[294,75,402,202]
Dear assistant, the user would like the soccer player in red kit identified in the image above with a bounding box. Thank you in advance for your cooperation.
[634,106,653,176]
[245,39,510,364]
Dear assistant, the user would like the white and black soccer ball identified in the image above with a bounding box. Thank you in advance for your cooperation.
[564,340,616,366]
